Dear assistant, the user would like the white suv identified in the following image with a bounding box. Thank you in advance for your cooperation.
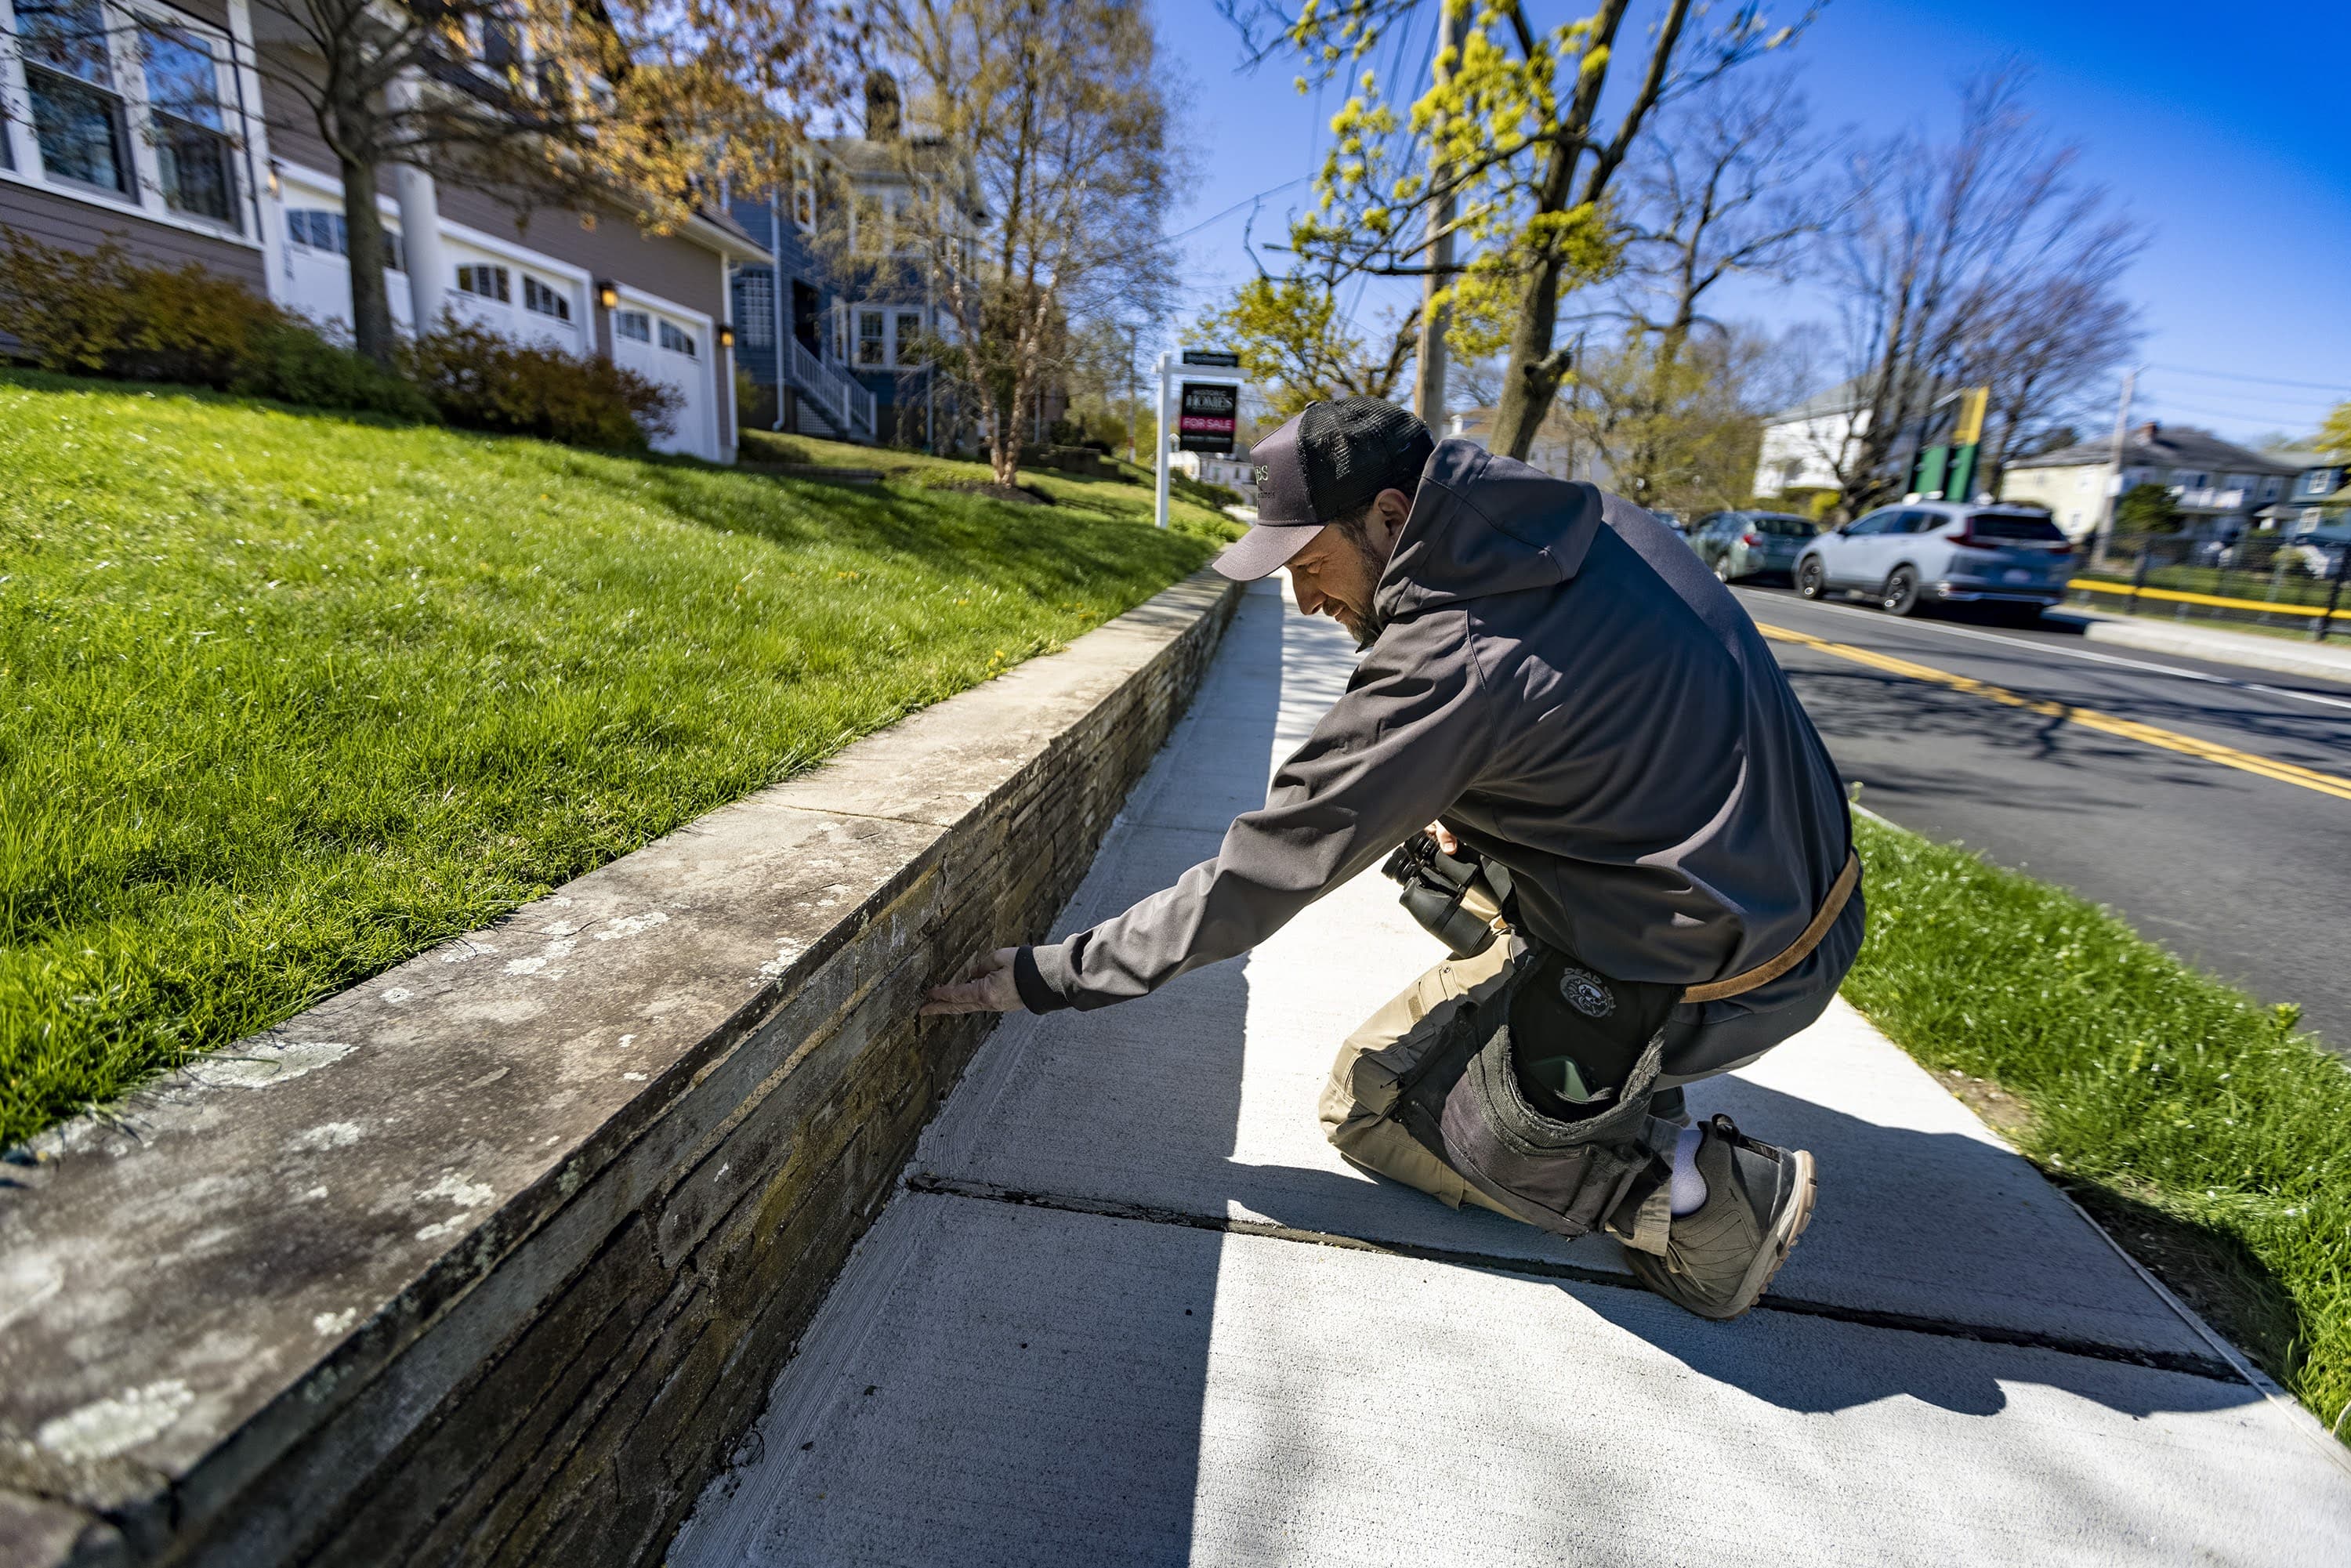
[1795,502,2077,621]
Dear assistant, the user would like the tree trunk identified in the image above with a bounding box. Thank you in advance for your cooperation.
[339,155,398,368]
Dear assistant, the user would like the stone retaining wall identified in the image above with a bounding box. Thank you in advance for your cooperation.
[0,570,1241,1567]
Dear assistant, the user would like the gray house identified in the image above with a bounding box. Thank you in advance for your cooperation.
[1998,422,2299,543]
[1,0,767,461]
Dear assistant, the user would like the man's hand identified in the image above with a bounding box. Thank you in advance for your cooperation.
[920,947,1027,1016]
[1425,821,1459,855]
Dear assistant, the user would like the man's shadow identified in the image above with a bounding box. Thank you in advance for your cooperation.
[1223,1073,2277,1425]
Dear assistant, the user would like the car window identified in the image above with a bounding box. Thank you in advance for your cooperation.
[1893,509,1938,534]
[1845,510,1898,536]
[1965,512,2068,544]
[1752,514,1816,537]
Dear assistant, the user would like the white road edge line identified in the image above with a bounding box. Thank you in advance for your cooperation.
[1739,589,2351,714]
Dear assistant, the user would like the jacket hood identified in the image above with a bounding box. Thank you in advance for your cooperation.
[1372,439,1603,634]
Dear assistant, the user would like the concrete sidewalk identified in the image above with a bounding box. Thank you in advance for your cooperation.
[672,578,2351,1566]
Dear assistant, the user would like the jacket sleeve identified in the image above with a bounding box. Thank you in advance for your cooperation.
[1015,607,1495,1013]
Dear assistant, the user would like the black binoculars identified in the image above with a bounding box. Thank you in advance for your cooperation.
[1380,833,1509,960]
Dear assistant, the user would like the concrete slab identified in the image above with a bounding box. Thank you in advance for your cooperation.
[918,578,2212,1360]
[672,1194,2351,1567]
[674,574,2351,1567]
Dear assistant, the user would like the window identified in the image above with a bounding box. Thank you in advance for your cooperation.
[733,271,774,346]
[1844,509,1899,537]
[138,24,234,224]
[852,194,886,255]
[481,10,522,71]
[1962,512,2067,544]
[1751,514,1817,537]
[456,263,511,302]
[658,319,697,357]
[2307,471,2333,496]
[894,310,923,365]
[522,275,571,320]
[16,0,133,195]
[616,310,651,342]
[790,147,816,231]
[856,307,885,366]
[286,207,402,270]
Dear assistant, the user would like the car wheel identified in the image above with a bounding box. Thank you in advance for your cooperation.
[1796,558,1827,599]
[1882,567,1922,617]
[1713,557,1733,583]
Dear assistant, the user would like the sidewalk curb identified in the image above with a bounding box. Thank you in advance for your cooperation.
[1849,804,2351,1475]
[2063,610,2351,687]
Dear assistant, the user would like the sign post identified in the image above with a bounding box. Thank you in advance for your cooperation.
[1154,349,1246,531]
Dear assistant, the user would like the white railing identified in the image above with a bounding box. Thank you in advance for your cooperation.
[2172,486,2248,512]
[787,339,878,440]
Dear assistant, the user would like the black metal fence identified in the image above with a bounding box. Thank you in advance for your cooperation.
[2074,531,2351,641]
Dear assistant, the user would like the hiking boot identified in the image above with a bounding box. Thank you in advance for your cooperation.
[1623,1114,1816,1320]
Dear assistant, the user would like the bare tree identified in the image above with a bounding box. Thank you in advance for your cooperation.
[1962,222,2143,493]
[855,0,1180,486]
[1813,64,2143,514]
[1609,67,1832,498]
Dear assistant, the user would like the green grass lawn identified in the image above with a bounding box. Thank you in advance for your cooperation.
[0,371,1233,1147]
[1845,812,2351,1436]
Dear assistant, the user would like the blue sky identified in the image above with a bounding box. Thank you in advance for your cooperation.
[1149,0,2351,446]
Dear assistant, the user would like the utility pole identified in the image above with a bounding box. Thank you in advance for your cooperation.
[1411,1,1472,428]
[2096,366,2140,564]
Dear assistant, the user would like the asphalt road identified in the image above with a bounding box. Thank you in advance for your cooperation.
[1734,583,2351,1054]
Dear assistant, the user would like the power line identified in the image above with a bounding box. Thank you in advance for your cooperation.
[2148,363,2349,395]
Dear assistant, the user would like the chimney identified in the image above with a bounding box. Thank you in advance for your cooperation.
[2134,420,2161,443]
[864,71,901,141]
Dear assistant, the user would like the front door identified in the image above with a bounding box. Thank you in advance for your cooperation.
[792,281,823,355]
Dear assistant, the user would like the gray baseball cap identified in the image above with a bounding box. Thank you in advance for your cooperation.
[1212,397,1436,581]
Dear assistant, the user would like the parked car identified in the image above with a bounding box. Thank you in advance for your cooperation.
[1688,510,1819,583]
[1795,502,2076,620]
[1650,509,1687,535]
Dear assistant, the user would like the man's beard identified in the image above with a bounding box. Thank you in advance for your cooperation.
[1333,527,1386,649]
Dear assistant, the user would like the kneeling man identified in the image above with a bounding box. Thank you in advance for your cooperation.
[924,397,1860,1320]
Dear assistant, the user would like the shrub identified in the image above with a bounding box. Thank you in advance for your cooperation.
[0,226,433,422]
[1172,469,1247,511]
[402,317,678,449]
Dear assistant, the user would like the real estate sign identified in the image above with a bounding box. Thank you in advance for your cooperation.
[1179,382,1239,454]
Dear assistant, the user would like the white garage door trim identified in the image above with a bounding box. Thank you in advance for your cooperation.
[610,284,719,462]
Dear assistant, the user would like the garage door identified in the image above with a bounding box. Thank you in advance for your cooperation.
[612,303,715,460]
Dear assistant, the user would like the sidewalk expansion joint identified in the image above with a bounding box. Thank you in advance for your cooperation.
[905,1171,2244,1385]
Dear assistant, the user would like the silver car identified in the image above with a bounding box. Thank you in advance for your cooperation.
[1795,502,2076,621]
[1689,510,1819,582]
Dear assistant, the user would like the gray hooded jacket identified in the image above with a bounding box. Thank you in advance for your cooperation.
[1013,439,1855,1026]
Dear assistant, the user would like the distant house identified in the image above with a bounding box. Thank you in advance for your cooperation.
[2259,450,2351,536]
[1998,422,2298,543]
[1170,442,1256,502]
[0,0,766,462]
[728,73,1063,451]
[1751,376,1963,502]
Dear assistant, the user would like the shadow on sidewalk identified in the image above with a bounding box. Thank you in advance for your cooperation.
[1227,1077,2269,1425]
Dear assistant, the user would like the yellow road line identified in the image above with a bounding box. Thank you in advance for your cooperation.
[2070,577,2351,621]
[1756,621,2351,804]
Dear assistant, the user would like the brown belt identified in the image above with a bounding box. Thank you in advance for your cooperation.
[1680,849,1861,1005]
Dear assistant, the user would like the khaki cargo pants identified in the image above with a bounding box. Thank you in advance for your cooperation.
[1317,940,1521,1217]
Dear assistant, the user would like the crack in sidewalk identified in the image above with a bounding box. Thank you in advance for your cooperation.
[905,1171,2244,1385]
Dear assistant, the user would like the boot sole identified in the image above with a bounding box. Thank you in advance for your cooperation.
[1722,1149,1817,1320]
[1626,1149,1817,1321]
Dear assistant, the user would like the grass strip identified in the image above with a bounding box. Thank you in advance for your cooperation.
[0,371,1234,1147]
[1843,811,2351,1437]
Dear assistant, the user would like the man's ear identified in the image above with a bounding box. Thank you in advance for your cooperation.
[1371,487,1414,549]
